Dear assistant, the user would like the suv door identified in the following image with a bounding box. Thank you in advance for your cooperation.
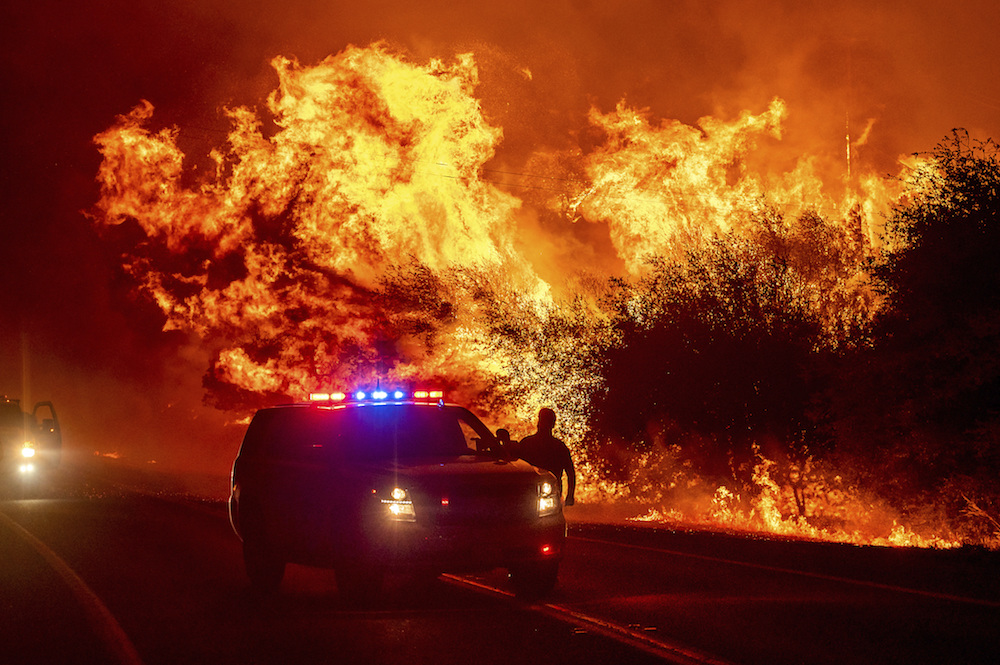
[32,402,61,466]
[258,409,340,563]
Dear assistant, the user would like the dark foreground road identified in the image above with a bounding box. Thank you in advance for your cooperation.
[2,461,999,665]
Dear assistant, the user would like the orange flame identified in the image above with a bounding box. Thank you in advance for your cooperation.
[93,45,549,398]
[567,98,788,269]
[623,447,967,549]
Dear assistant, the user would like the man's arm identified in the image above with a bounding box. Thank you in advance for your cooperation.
[563,446,576,506]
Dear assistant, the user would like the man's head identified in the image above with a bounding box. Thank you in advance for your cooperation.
[537,407,556,433]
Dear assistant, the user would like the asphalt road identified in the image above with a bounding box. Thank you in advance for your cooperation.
[2,462,999,665]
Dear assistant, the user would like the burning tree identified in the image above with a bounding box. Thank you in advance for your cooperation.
[590,228,824,482]
[567,202,878,513]
[826,131,1000,543]
[91,45,547,411]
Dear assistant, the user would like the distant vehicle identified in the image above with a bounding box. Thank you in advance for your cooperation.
[0,397,62,475]
[229,389,566,600]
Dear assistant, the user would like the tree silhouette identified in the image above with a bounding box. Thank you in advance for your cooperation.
[590,219,828,485]
[828,131,1000,507]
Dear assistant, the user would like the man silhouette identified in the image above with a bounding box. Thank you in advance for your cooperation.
[495,428,515,460]
[516,408,576,506]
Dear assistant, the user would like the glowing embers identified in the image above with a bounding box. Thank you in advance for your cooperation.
[380,486,416,522]
[308,389,444,403]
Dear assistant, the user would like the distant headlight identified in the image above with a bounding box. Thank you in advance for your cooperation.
[538,480,560,517]
[21,444,36,458]
[381,487,416,522]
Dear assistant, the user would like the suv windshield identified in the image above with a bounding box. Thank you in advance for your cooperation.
[333,405,478,460]
[252,404,496,463]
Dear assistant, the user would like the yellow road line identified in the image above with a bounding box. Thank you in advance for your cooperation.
[442,574,734,665]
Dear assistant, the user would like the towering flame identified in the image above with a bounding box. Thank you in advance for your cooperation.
[567,98,788,270]
[92,43,976,548]
[94,44,549,400]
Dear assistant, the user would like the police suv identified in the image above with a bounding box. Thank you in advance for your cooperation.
[0,397,61,475]
[229,389,566,600]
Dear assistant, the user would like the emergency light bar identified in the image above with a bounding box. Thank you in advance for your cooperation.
[308,392,347,402]
[308,389,444,403]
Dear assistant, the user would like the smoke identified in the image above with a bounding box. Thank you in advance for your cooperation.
[7,0,1000,482]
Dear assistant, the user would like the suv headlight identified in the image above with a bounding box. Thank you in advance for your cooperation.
[381,487,416,522]
[538,480,560,517]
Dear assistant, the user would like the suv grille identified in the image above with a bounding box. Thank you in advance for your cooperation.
[421,482,536,525]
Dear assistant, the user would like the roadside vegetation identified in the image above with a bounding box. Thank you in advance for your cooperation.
[459,132,1000,546]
